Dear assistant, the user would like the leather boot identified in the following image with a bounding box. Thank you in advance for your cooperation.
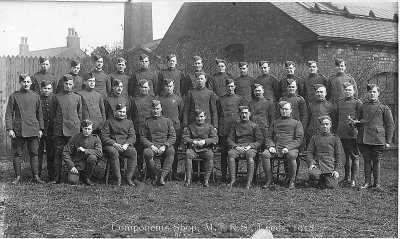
[373,161,381,187]
[184,178,191,187]
[228,158,236,188]
[12,176,21,185]
[126,178,135,186]
[33,175,45,184]
[116,178,122,186]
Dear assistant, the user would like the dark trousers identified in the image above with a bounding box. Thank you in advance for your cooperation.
[309,168,338,189]
[143,146,175,179]
[341,139,360,181]
[171,134,182,177]
[38,134,55,179]
[219,136,228,180]
[11,136,40,177]
[135,134,144,174]
[261,149,298,183]
[185,149,214,182]
[53,135,71,182]
[105,146,137,181]
[74,154,98,180]
[359,144,384,186]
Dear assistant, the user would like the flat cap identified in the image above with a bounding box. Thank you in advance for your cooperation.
[81,119,93,128]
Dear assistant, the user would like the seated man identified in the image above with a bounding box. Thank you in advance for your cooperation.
[102,103,137,186]
[182,109,218,187]
[306,116,344,189]
[141,100,176,186]
[227,106,263,189]
[63,120,103,186]
[260,101,304,189]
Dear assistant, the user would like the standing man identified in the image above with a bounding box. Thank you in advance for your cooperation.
[159,79,184,180]
[326,58,358,105]
[129,54,158,97]
[304,61,327,105]
[278,61,305,100]
[63,120,102,186]
[5,74,44,184]
[141,100,176,186]
[209,59,232,98]
[109,57,130,98]
[354,84,394,190]
[157,54,185,97]
[102,103,137,186]
[182,55,211,96]
[31,57,57,94]
[56,59,84,93]
[249,84,275,139]
[260,101,304,189]
[105,79,130,120]
[78,73,106,136]
[234,62,255,103]
[182,109,218,187]
[38,80,55,180]
[227,106,263,189]
[51,74,82,184]
[335,83,362,187]
[254,61,279,102]
[217,79,246,182]
[84,55,110,98]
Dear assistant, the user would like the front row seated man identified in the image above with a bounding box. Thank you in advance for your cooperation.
[306,116,344,189]
[141,100,176,186]
[63,120,103,186]
[102,103,137,186]
[227,106,263,189]
[182,109,218,187]
[260,101,304,189]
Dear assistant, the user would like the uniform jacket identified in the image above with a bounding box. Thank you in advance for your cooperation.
[234,75,255,103]
[129,68,158,97]
[356,100,395,145]
[159,93,184,135]
[56,74,84,93]
[278,93,308,127]
[31,71,57,94]
[140,115,176,148]
[326,72,358,105]
[104,94,130,120]
[5,89,44,137]
[130,93,156,133]
[265,116,304,153]
[51,91,82,137]
[209,72,232,98]
[78,89,106,131]
[217,93,246,136]
[84,69,110,98]
[306,132,344,174]
[307,99,336,137]
[63,133,102,170]
[254,74,279,102]
[109,71,130,98]
[40,92,54,136]
[304,73,327,104]
[157,68,185,97]
[335,96,362,139]
[183,87,218,128]
[249,97,275,135]
[278,74,305,100]
[227,120,263,149]
[181,70,211,97]
[102,117,136,146]
[182,122,218,152]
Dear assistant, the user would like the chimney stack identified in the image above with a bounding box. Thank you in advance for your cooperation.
[19,37,29,55]
[66,28,80,49]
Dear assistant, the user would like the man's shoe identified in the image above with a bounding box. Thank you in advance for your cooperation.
[11,176,21,185]
[246,181,252,189]
[340,179,351,187]
[203,182,210,188]
[262,182,272,189]
[349,180,356,188]
[116,179,122,186]
[184,179,191,187]
[288,181,295,189]
[359,183,372,190]
[83,178,95,186]
[228,180,237,188]
[126,178,135,187]
[158,177,166,186]
[33,175,45,184]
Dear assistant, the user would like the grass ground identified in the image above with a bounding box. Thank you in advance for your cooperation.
[1,151,398,238]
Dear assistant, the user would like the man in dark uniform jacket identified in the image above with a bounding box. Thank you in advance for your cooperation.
[260,101,304,189]
[182,55,211,96]
[5,74,45,184]
[38,80,55,180]
[51,74,82,184]
[141,100,176,186]
[78,73,106,135]
[159,79,184,180]
[278,61,305,100]
[335,83,362,187]
[109,58,130,98]
[182,109,218,187]
[130,79,157,179]
[31,57,57,94]
[326,58,358,105]
[105,79,130,119]
[254,61,279,102]
[129,54,158,97]
[217,79,247,181]
[56,60,84,93]
[304,61,327,105]
[84,55,110,98]
[63,120,102,186]
[353,84,394,191]
[234,62,255,103]
[227,106,263,189]
[157,54,185,97]
[102,103,137,186]
[209,59,232,98]
[306,116,344,189]
[249,83,275,139]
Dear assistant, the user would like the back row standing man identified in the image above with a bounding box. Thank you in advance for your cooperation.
[84,55,110,99]
[157,54,185,97]
[209,59,232,98]
[327,58,358,105]
[31,57,57,94]
[129,54,158,97]
[109,57,130,98]
[182,56,211,97]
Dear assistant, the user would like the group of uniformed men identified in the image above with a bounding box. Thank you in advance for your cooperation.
[5,53,395,191]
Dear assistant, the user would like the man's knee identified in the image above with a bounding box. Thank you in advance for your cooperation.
[286,150,298,161]
[143,148,154,159]
[308,167,321,181]
[124,147,137,159]
[165,146,175,156]
[186,149,197,160]
[87,155,98,165]
[106,147,119,159]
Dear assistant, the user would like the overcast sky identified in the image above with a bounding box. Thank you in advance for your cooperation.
[0,1,397,56]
